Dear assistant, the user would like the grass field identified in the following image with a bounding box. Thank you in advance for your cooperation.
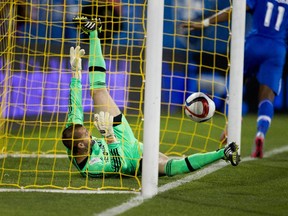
[0,113,288,216]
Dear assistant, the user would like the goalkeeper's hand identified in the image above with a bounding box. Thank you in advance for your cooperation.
[70,46,85,79]
[94,111,116,141]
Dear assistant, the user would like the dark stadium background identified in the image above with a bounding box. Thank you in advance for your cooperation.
[2,0,287,120]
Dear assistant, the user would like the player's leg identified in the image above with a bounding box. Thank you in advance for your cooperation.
[73,16,121,116]
[251,84,275,158]
[158,152,169,176]
[252,47,284,158]
[88,26,121,116]
[159,142,240,177]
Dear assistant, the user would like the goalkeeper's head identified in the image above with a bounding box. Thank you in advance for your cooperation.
[62,124,93,155]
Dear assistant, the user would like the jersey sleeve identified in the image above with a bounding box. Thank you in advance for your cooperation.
[65,77,84,128]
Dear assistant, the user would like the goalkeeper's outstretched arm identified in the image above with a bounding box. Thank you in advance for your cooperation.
[65,46,86,128]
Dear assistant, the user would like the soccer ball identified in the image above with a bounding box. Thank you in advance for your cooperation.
[184,92,216,123]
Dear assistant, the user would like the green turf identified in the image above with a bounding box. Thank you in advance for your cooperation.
[0,114,288,215]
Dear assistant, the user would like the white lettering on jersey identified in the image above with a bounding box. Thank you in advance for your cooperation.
[89,157,101,165]
[264,1,286,31]
[96,140,109,162]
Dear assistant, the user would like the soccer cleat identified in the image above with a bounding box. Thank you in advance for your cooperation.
[223,142,240,166]
[251,132,264,158]
[72,16,102,34]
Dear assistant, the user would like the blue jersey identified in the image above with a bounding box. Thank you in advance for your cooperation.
[247,0,288,43]
[244,0,288,95]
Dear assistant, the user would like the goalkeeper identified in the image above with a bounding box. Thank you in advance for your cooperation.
[61,17,240,178]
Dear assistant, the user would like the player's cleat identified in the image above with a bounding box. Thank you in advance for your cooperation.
[72,16,102,34]
[223,142,240,166]
[251,132,264,158]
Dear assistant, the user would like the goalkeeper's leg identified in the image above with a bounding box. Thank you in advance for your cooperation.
[78,18,121,116]
[162,142,240,177]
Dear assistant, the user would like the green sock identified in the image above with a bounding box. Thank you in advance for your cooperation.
[89,31,106,89]
[165,149,224,177]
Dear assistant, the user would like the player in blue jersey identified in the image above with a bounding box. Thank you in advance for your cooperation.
[182,0,288,158]
[61,17,240,179]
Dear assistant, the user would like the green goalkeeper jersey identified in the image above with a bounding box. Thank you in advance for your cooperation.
[65,78,143,177]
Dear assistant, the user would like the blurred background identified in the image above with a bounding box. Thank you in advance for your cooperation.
[1,0,287,120]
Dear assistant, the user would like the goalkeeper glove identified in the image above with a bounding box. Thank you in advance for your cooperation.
[94,111,115,139]
[70,46,85,79]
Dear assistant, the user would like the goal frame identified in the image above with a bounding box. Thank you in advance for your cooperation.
[141,0,164,198]
[227,0,246,153]
[141,0,246,197]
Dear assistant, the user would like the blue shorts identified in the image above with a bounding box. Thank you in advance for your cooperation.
[244,35,286,95]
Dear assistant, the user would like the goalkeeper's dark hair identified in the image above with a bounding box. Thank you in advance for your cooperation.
[62,124,85,154]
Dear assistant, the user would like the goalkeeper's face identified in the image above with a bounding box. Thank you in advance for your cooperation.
[75,127,93,154]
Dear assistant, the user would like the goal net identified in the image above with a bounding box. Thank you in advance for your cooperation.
[0,0,232,191]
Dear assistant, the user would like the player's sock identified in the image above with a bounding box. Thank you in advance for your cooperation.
[257,99,273,136]
[89,31,106,89]
[164,149,224,177]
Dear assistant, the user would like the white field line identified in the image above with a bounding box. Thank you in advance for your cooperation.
[0,188,139,195]
[96,145,288,216]
[0,153,67,159]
